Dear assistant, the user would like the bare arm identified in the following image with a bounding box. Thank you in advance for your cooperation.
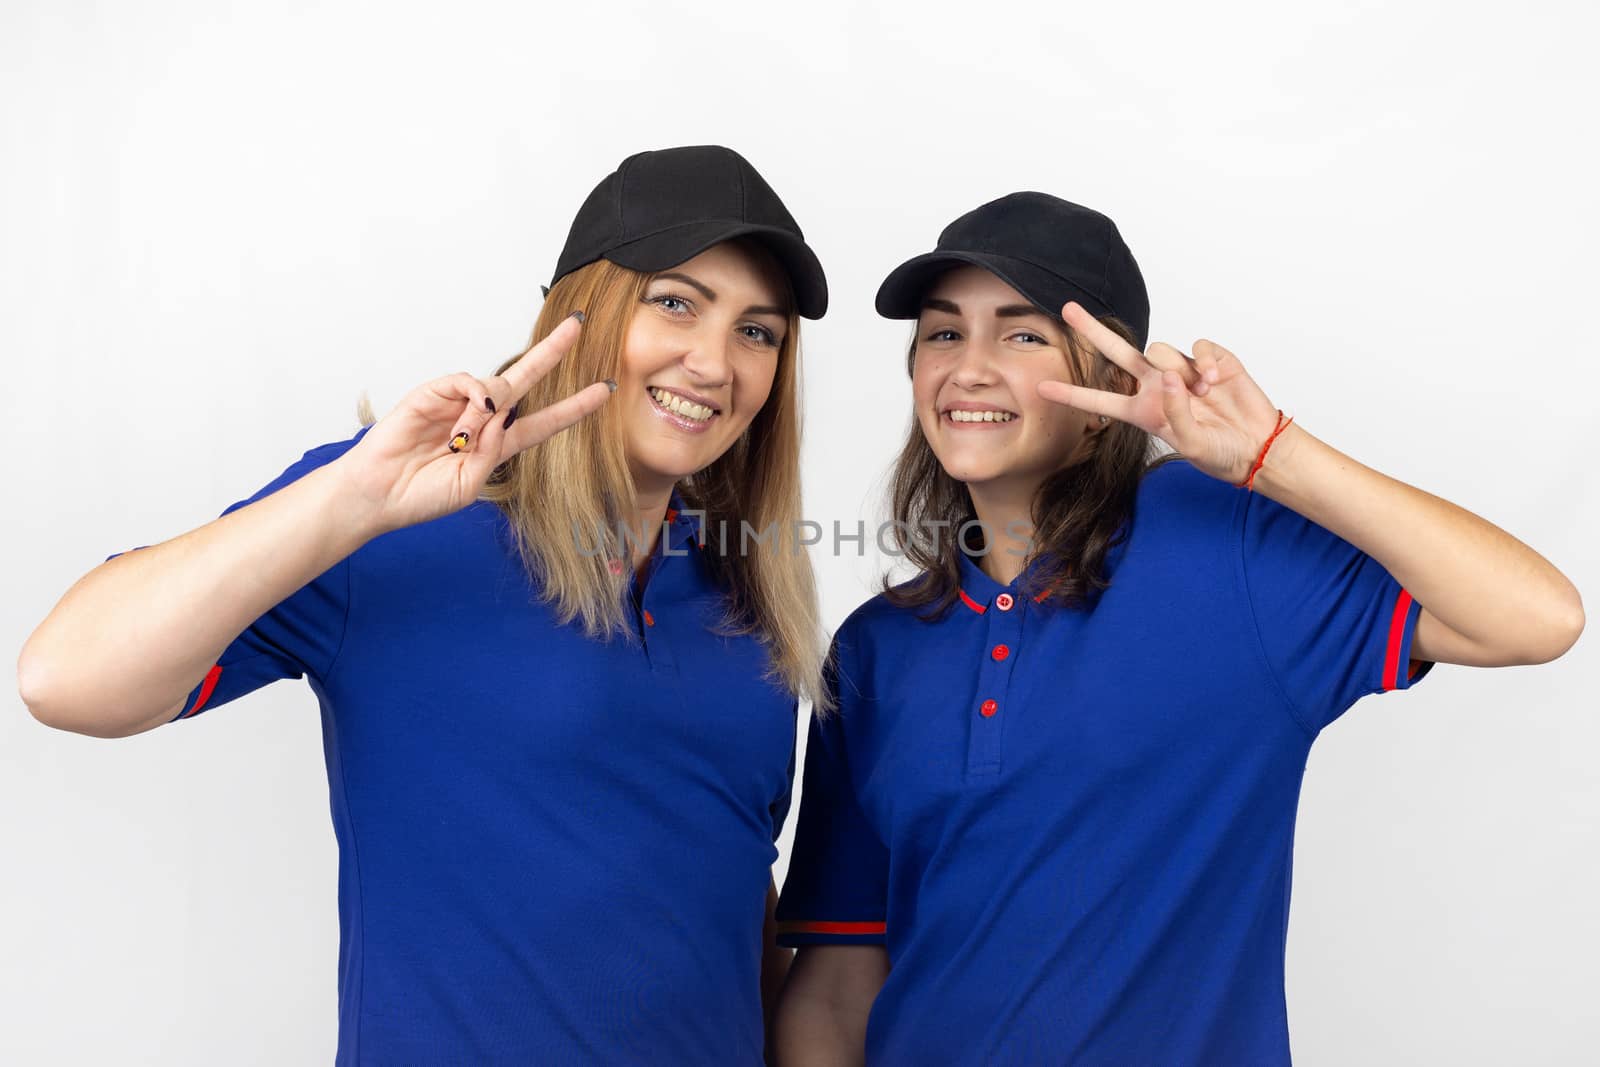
[18,460,381,737]
[1041,304,1585,668]
[772,945,888,1067]
[1251,425,1583,666]
[18,314,608,737]
[761,877,793,1062]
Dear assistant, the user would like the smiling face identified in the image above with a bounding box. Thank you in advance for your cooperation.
[912,265,1101,499]
[617,240,792,498]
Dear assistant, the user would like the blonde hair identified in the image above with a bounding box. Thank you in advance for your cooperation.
[365,251,826,708]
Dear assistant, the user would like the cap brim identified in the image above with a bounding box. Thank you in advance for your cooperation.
[604,220,828,319]
[874,250,1119,327]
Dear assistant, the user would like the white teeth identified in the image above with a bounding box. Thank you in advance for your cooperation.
[949,409,1016,423]
[650,387,715,422]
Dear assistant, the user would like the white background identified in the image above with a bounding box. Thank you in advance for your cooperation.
[4,1,1597,1062]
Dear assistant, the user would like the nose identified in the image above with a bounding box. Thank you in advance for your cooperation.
[949,337,998,389]
[679,330,733,389]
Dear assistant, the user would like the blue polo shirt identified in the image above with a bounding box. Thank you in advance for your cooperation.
[777,458,1432,1064]
[111,425,798,1064]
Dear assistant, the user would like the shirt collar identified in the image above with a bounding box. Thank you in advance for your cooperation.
[955,550,1060,614]
[662,489,704,554]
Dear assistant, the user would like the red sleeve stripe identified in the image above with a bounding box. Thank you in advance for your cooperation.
[182,665,224,718]
[1382,590,1414,691]
[777,920,887,936]
[958,589,987,615]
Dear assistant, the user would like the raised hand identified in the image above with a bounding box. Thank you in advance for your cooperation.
[1037,301,1286,484]
[338,312,614,534]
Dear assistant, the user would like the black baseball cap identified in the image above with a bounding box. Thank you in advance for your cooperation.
[547,145,828,319]
[875,192,1149,348]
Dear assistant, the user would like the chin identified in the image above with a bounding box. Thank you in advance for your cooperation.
[934,447,1009,484]
[937,462,998,486]
[632,442,713,484]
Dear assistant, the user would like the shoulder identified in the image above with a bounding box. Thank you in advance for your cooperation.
[834,579,934,644]
[224,424,373,515]
[831,594,893,660]
[1136,454,1231,502]
[293,423,373,471]
[828,578,960,679]
[1129,454,1243,538]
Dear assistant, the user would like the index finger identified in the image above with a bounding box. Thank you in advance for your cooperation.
[497,311,586,399]
[1061,301,1150,380]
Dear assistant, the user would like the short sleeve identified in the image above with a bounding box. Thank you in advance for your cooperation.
[1239,486,1434,734]
[776,629,890,948]
[106,428,368,723]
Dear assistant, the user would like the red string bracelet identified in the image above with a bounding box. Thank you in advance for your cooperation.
[1237,410,1294,491]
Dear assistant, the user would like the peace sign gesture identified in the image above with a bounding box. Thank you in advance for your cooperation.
[1037,302,1287,485]
[339,311,614,535]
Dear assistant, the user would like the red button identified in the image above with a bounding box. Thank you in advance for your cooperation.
[995,593,1014,611]
[643,610,655,627]
[991,644,1010,661]
[979,699,998,718]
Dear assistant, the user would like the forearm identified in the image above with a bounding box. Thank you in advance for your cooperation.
[771,946,884,1067]
[18,458,383,737]
[762,878,792,1059]
[772,993,870,1067]
[1253,424,1584,662]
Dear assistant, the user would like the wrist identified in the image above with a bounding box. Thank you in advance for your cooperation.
[1249,422,1312,499]
[320,456,395,545]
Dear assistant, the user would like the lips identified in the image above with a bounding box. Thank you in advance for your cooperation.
[940,401,1019,427]
[647,385,720,435]
[650,385,720,413]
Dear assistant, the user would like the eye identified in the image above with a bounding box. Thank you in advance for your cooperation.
[646,292,694,316]
[925,328,961,343]
[1009,331,1048,345]
[739,323,780,348]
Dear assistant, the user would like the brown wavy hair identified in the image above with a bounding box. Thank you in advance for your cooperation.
[882,313,1173,618]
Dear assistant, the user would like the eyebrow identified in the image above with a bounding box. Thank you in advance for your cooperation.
[654,271,717,301]
[652,271,789,319]
[920,297,1051,321]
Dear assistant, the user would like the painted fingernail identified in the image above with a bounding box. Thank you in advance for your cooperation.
[449,431,470,452]
[503,409,517,429]
[570,310,586,324]
[484,396,496,413]
[603,378,617,392]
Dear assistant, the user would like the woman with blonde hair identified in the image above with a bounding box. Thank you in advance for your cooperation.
[20,145,828,1064]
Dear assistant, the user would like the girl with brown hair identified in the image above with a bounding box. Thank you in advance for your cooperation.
[773,191,1583,1064]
